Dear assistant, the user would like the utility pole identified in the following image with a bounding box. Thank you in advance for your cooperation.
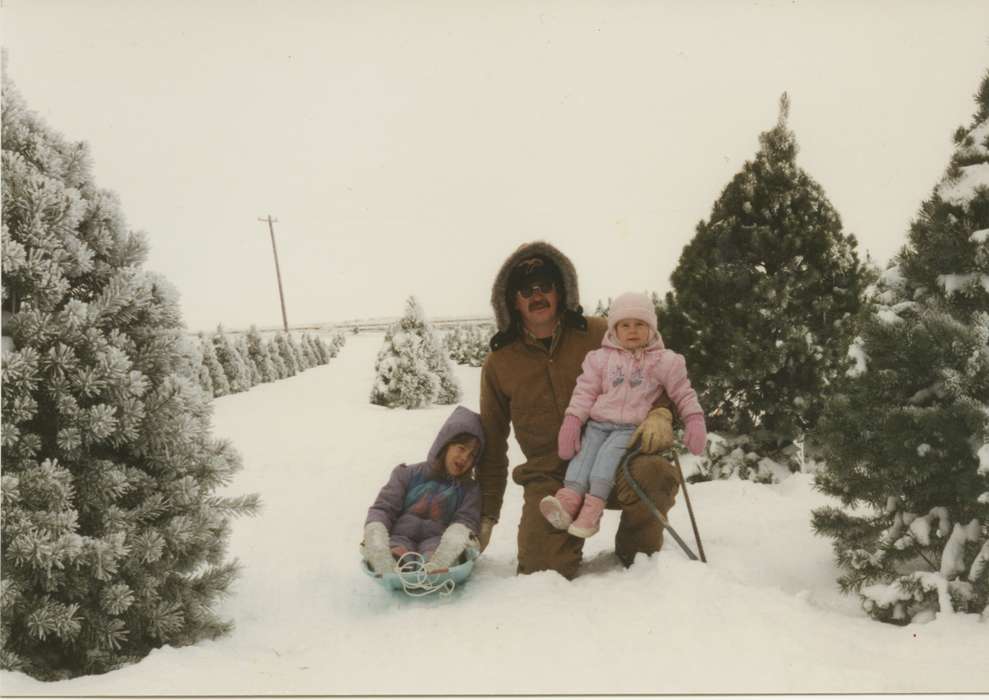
[258,214,289,332]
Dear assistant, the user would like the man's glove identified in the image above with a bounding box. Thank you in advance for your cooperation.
[557,414,583,460]
[683,414,708,456]
[425,522,472,572]
[362,522,396,576]
[478,516,496,552]
[629,406,674,454]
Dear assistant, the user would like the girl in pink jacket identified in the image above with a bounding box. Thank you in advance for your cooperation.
[540,292,707,538]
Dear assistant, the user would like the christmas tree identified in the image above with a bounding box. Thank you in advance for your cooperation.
[174,334,213,397]
[285,333,307,371]
[0,71,259,679]
[370,297,461,409]
[211,326,250,394]
[234,334,260,387]
[272,333,298,377]
[813,71,989,624]
[445,323,492,368]
[245,326,277,383]
[664,94,867,453]
[198,331,229,397]
[265,336,288,380]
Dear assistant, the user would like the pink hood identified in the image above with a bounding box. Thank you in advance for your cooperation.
[565,328,702,426]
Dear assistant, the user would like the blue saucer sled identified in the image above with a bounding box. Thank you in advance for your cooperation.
[362,547,480,596]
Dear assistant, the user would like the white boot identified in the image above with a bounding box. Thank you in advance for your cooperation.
[425,523,472,572]
[362,522,396,576]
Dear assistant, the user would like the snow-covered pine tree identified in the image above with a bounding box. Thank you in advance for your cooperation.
[211,326,250,394]
[245,326,277,383]
[443,326,465,364]
[299,333,318,368]
[198,331,229,397]
[464,324,492,367]
[444,323,491,368]
[370,296,461,408]
[265,336,288,379]
[421,315,460,404]
[663,94,867,454]
[310,334,330,364]
[0,72,259,679]
[272,333,297,377]
[174,334,213,397]
[813,71,989,624]
[234,334,260,388]
[319,333,337,361]
[285,333,307,371]
[333,331,347,354]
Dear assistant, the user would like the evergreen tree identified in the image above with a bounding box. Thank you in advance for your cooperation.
[332,331,346,356]
[813,71,989,624]
[174,334,213,397]
[198,331,229,397]
[272,333,297,377]
[264,336,287,379]
[0,72,259,679]
[285,333,307,372]
[234,334,260,387]
[664,94,867,452]
[245,326,277,383]
[311,334,330,365]
[444,323,492,368]
[299,333,318,368]
[370,296,461,408]
[211,326,250,394]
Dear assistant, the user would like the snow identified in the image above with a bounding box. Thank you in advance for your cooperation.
[846,336,868,377]
[972,228,989,244]
[877,307,903,324]
[938,163,989,206]
[936,272,989,294]
[2,333,988,695]
[979,443,989,476]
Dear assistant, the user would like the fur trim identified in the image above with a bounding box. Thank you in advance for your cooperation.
[489,240,581,333]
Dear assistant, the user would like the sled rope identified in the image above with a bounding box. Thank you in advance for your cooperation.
[619,448,703,562]
[394,551,456,597]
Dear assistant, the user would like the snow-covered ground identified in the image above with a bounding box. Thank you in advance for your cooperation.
[3,333,987,695]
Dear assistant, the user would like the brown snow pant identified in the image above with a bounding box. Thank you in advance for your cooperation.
[516,452,681,579]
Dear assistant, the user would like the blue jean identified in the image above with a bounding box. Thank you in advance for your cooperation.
[564,420,636,500]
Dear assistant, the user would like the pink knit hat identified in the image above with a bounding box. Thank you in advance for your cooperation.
[607,292,658,336]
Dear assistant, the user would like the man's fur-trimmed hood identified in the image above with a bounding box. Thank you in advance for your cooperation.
[490,241,582,336]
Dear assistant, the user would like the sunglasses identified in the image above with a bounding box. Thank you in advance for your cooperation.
[516,280,556,298]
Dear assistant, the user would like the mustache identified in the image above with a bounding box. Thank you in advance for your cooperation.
[528,300,550,311]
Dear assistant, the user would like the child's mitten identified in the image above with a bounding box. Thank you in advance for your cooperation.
[362,521,396,576]
[425,522,472,572]
[683,414,707,456]
[557,414,583,460]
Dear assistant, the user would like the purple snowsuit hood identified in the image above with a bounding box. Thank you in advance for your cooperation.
[427,405,486,468]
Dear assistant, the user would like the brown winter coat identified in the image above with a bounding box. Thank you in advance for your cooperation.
[477,240,681,578]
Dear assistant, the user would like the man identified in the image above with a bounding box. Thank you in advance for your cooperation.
[476,240,687,578]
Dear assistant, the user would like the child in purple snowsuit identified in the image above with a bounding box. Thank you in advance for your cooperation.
[362,405,485,575]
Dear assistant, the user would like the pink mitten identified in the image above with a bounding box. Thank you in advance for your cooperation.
[557,414,583,460]
[683,414,708,456]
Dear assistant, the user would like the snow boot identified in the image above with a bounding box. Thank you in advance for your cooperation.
[568,495,606,538]
[540,487,583,530]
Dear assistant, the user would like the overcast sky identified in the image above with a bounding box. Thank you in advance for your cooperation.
[4,1,988,332]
